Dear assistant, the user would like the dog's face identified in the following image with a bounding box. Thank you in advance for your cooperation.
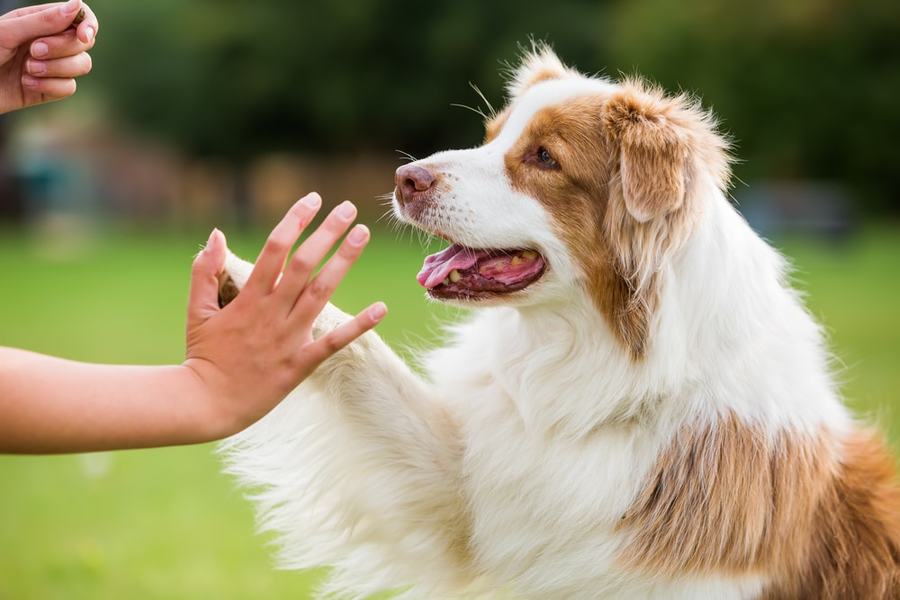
[393,48,730,357]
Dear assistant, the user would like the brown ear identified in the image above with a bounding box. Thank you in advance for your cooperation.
[505,43,576,99]
[604,85,689,223]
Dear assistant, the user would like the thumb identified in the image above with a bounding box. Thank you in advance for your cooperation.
[188,228,227,326]
[0,0,82,49]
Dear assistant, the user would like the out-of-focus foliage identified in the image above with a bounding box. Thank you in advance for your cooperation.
[605,0,900,212]
[87,0,899,210]
[88,0,607,158]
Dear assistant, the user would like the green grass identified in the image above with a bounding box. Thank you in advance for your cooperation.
[0,226,898,599]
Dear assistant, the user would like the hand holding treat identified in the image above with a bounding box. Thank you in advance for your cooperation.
[0,0,98,114]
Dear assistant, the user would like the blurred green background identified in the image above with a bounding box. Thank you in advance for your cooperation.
[0,0,898,597]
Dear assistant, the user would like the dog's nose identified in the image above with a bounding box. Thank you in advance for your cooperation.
[395,164,436,205]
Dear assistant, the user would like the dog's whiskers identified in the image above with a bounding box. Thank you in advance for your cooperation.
[450,102,489,121]
[395,149,418,163]
[468,82,496,119]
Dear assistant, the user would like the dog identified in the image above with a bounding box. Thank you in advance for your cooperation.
[217,47,900,598]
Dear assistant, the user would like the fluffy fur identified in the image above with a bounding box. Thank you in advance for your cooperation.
[219,47,900,598]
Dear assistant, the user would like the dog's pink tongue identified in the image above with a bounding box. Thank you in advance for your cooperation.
[417,244,481,289]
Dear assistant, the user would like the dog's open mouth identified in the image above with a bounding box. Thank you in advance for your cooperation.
[417,243,546,300]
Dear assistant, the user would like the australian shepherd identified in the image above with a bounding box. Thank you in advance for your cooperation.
[217,47,900,598]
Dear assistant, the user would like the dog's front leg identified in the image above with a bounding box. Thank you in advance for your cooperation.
[217,251,475,597]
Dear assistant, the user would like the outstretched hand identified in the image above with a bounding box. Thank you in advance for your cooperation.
[183,193,387,436]
[0,193,385,454]
[0,0,98,114]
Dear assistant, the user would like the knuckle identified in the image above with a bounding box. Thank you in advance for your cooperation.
[324,215,348,234]
[307,279,331,300]
[265,235,289,253]
[289,254,313,274]
[338,241,361,258]
[320,333,342,354]
[288,203,309,220]
[278,353,299,373]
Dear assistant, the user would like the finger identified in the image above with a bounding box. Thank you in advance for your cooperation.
[187,229,227,326]
[21,76,76,100]
[4,3,61,18]
[276,200,358,307]
[75,3,98,44]
[31,30,93,60]
[26,52,91,78]
[0,0,82,49]
[243,193,322,296]
[290,224,369,323]
[307,302,387,365]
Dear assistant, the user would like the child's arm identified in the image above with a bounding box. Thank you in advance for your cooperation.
[0,193,385,453]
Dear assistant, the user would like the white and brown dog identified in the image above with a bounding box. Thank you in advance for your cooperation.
[218,48,900,598]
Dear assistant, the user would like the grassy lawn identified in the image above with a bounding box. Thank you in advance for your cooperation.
[0,226,898,599]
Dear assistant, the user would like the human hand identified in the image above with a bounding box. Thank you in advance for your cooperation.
[183,193,387,438]
[0,0,98,114]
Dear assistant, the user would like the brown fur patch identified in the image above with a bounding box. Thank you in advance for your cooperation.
[217,273,240,308]
[502,96,654,357]
[499,77,732,358]
[604,89,688,222]
[764,429,900,599]
[619,415,900,598]
[484,107,510,144]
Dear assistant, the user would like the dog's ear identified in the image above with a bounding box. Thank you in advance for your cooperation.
[217,251,254,308]
[603,82,693,223]
[506,43,575,100]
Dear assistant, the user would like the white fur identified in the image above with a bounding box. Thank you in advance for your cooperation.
[221,66,850,599]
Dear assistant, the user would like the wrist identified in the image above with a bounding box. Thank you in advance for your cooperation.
[179,360,241,442]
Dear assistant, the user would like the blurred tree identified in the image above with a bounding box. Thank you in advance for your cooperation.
[86,0,899,213]
[88,0,608,156]
[603,0,900,211]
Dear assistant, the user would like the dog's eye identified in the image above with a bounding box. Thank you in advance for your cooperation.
[535,146,559,169]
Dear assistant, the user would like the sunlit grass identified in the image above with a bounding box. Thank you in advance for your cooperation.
[0,226,897,598]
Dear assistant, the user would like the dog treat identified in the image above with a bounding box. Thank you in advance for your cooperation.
[73,8,86,25]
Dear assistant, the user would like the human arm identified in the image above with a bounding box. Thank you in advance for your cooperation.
[0,194,385,453]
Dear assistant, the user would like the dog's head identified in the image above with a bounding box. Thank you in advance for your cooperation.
[393,46,731,358]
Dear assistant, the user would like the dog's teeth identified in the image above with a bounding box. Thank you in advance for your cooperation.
[449,269,462,283]
[510,256,522,266]
[443,278,450,285]
[522,250,538,260]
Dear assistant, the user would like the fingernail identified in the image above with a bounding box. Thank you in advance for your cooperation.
[27,61,46,75]
[369,302,387,321]
[61,0,79,15]
[347,224,368,246]
[84,26,95,42]
[300,193,321,209]
[31,42,49,58]
[21,76,39,88]
[336,201,356,220]
[205,228,221,252]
